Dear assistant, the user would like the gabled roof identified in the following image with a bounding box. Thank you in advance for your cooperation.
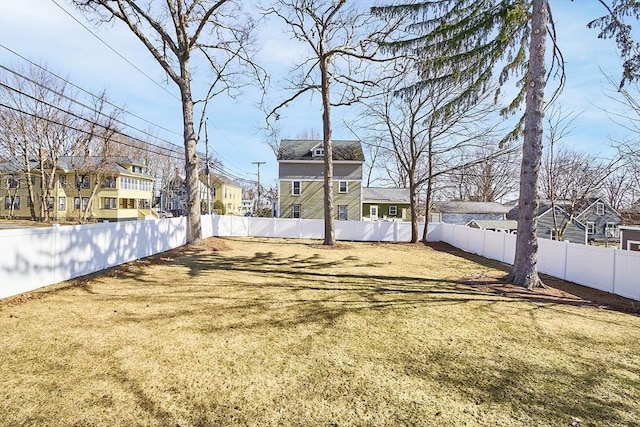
[506,200,571,220]
[574,197,620,219]
[277,139,364,161]
[466,219,518,230]
[507,198,620,221]
[433,201,510,215]
[362,187,410,203]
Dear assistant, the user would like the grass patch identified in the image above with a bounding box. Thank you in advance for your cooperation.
[1,237,638,426]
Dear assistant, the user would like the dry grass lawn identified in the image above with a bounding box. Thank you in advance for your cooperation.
[1,237,639,426]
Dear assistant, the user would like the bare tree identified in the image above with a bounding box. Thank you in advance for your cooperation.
[363,67,501,243]
[0,63,83,221]
[539,106,621,240]
[265,0,402,246]
[75,0,265,242]
[438,146,521,203]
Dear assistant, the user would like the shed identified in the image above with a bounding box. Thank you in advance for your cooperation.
[619,225,640,251]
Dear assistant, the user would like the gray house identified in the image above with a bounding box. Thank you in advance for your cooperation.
[277,139,364,220]
[507,203,587,244]
[506,198,622,244]
[574,198,622,242]
[431,201,510,225]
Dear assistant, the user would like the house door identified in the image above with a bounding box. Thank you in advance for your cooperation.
[370,205,378,221]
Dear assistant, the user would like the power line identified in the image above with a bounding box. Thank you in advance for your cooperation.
[49,0,180,102]
[0,44,182,138]
[0,64,184,152]
[0,102,184,161]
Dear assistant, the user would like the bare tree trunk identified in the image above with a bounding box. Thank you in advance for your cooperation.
[179,77,202,244]
[507,0,547,289]
[409,177,418,243]
[321,57,335,246]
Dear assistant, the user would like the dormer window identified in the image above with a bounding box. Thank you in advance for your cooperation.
[596,202,605,215]
[313,147,324,157]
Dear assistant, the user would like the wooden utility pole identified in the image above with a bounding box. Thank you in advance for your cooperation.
[205,120,212,215]
[252,161,265,215]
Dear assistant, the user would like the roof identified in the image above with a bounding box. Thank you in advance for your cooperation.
[362,187,410,203]
[1,156,151,177]
[55,156,150,175]
[277,139,364,162]
[467,219,518,230]
[433,201,510,215]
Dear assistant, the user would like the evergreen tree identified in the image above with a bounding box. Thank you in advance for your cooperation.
[372,0,638,289]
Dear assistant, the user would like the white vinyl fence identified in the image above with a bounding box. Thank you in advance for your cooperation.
[1,215,638,301]
[438,223,640,301]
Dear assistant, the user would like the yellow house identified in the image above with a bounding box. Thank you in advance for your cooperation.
[212,176,243,215]
[1,156,155,222]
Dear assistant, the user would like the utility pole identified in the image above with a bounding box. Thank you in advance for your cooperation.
[251,161,265,215]
[205,120,212,215]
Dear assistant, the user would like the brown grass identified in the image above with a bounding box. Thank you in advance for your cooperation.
[1,237,638,426]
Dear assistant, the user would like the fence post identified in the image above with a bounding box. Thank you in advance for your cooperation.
[52,223,60,286]
[611,248,617,295]
[393,221,399,243]
[563,240,570,280]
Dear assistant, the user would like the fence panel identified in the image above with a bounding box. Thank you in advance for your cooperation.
[613,250,640,301]
[564,244,615,293]
[484,231,506,263]
[537,239,568,279]
[466,228,485,255]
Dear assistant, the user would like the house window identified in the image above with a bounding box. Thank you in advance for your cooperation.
[48,197,55,209]
[76,175,90,189]
[596,202,605,215]
[587,221,596,235]
[605,222,617,238]
[59,175,67,187]
[27,196,32,207]
[292,204,301,218]
[313,147,324,157]
[103,197,117,209]
[389,206,397,216]
[30,175,36,185]
[59,197,66,211]
[104,176,116,188]
[82,197,89,210]
[338,205,347,220]
[4,196,20,209]
[74,197,81,210]
[338,181,348,193]
[6,174,19,188]
[292,181,301,196]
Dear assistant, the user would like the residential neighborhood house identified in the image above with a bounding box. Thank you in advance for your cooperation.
[1,156,154,222]
[619,225,640,251]
[362,187,411,221]
[277,139,364,220]
[506,197,621,245]
[430,201,510,225]
[466,219,518,233]
[161,174,243,215]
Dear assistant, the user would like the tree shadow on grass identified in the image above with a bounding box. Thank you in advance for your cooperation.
[427,242,640,315]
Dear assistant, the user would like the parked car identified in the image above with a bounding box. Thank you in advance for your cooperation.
[156,210,173,219]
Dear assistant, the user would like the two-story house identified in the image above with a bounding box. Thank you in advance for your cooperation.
[277,139,364,220]
[162,174,243,215]
[506,197,622,244]
[1,156,155,222]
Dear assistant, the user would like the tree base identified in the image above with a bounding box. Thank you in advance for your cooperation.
[504,271,546,290]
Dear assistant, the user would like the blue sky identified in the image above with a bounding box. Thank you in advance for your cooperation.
[0,0,633,187]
